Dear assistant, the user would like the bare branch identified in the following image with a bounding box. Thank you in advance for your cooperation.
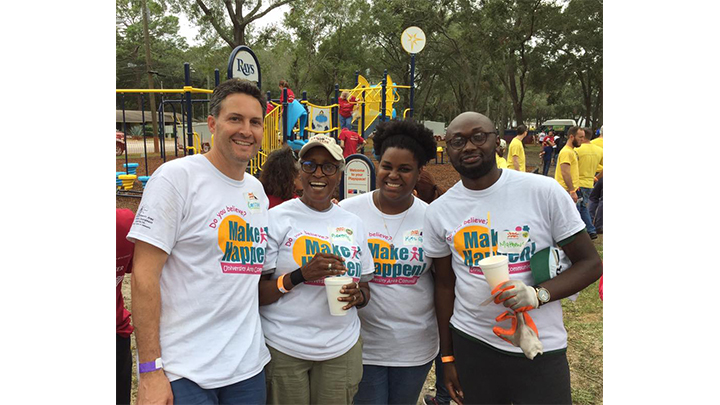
[246,0,294,23]
[245,0,263,20]
[196,0,235,47]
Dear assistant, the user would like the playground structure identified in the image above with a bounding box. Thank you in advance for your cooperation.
[273,69,410,153]
[117,51,418,197]
[116,63,282,197]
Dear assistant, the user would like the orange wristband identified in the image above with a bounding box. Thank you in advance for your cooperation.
[441,356,455,363]
[277,274,289,294]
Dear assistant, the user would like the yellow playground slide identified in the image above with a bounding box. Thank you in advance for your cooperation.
[346,74,399,134]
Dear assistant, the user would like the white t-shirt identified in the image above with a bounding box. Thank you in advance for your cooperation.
[260,198,375,361]
[423,169,585,354]
[127,154,271,388]
[339,192,439,366]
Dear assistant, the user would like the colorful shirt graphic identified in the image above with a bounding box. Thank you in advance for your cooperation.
[216,211,267,274]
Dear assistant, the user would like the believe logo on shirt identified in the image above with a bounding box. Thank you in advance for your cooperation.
[288,233,363,284]
[452,222,536,275]
[367,239,428,285]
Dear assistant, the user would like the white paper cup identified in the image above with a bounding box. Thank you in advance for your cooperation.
[324,276,353,316]
[478,255,509,290]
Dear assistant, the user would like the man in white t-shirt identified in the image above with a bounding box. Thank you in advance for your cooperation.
[424,111,602,404]
[128,79,271,405]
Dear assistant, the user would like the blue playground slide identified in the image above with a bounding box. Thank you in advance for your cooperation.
[284,100,308,151]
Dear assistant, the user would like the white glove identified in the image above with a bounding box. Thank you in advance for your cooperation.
[493,310,544,360]
[492,279,538,312]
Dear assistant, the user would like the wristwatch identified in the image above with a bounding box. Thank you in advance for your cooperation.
[533,286,551,306]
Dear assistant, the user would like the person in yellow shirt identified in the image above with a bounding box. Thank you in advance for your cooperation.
[554,126,584,203]
[590,125,603,149]
[575,130,603,239]
[507,125,527,171]
[496,139,508,169]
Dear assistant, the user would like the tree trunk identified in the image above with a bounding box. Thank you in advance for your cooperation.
[593,84,603,128]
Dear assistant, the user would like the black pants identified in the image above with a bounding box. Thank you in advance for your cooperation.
[451,328,571,404]
[117,334,133,405]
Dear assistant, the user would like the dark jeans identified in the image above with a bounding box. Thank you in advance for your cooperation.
[354,361,433,405]
[542,159,552,176]
[116,334,133,405]
[432,354,452,404]
[589,177,603,231]
[170,370,266,405]
[451,328,571,404]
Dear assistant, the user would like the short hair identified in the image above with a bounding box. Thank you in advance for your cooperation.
[279,80,290,88]
[567,126,583,137]
[372,119,437,168]
[210,79,266,117]
[517,124,528,135]
[259,146,299,200]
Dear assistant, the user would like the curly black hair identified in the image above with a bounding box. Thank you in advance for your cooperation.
[372,119,437,167]
[259,146,299,200]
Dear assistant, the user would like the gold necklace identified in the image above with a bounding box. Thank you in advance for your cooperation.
[375,191,411,250]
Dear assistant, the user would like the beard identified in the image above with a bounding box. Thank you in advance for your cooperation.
[451,153,497,180]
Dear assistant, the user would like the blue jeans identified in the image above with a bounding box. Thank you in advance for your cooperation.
[577,187,596,234]
[340,115,353,130]
[542,159,552,176]
[354,361,433,405]
[170,370,266,405]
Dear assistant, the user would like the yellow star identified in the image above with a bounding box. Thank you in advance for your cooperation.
[406,33,424,51]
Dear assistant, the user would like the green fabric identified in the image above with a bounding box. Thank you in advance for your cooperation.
[557,229,586,247]
[265,337,363,405]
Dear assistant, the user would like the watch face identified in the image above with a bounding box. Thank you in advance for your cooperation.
[538,288,550,302]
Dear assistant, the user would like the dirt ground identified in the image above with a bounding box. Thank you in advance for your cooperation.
[117,142,552,405]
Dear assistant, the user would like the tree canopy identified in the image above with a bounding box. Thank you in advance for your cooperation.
[116,0,603,130]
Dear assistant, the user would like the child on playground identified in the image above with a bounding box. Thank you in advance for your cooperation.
[338,91,357,130]
[278,80,295,103]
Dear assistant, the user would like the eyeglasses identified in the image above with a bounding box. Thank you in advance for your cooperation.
[300,160,340,176]
[446,132,496,150]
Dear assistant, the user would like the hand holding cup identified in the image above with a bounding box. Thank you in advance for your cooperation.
[300,252,346,282]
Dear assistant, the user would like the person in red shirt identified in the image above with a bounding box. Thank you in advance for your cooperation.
[259,146,302,208]
[279,79,295,103]
[338,91,357,130]
[116,208,135,405]
[338,127,365,158]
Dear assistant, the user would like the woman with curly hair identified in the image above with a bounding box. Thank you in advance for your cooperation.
[339,119,439,405]
[259,146,301,208]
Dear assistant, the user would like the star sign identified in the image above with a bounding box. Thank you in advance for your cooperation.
[406,33,424,51]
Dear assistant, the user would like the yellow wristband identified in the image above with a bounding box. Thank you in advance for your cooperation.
[441,356,455,363]
[277,274,290,294]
